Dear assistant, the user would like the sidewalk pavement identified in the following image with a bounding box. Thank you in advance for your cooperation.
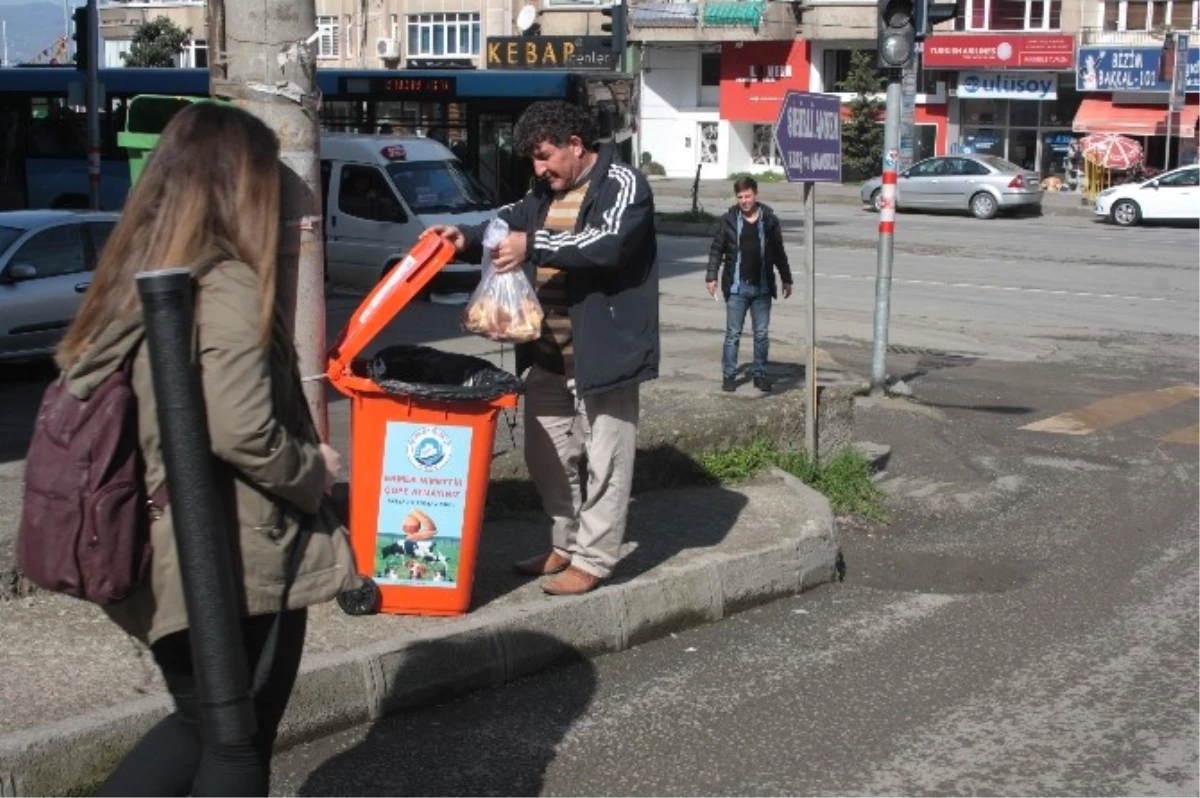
[0,471,839,797]
[647,176,1094,220]
[0,334,857,796]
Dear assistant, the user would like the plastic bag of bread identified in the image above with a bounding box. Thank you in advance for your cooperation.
[461,218,545,343]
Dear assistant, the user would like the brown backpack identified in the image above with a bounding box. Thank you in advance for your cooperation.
[17,356,165,605]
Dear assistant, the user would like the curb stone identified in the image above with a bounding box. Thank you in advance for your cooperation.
[0,476,839,797]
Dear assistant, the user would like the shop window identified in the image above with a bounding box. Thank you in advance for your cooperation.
[1009,100,1040,127]
[962,98,1006,125]
[1040,88,1081,127]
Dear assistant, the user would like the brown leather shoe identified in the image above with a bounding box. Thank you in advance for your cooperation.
[513,550,571,577]
[541,566,601,596]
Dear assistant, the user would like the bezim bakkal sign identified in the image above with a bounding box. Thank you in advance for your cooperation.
[486,36,616,70]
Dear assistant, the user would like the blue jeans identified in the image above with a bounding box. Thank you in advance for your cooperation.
[722,283,771,380]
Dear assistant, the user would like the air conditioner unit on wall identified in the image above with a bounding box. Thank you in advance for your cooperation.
[376,38,401,59]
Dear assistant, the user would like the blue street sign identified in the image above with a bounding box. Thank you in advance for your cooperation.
[1077,44,1199,93]
[774,91,842,184]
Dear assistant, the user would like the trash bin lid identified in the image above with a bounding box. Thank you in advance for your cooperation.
[326,229,458,394]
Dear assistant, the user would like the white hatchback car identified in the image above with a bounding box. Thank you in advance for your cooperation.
[1095,165,1200,226]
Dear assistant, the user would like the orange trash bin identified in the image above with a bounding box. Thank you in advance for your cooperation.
[326,230,520,616]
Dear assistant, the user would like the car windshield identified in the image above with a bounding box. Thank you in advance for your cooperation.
[386,160,494,214]
[0,225,26,255]
[978,155,1025,173]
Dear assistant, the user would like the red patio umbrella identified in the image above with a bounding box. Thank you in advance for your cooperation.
[1080,133,1144,170]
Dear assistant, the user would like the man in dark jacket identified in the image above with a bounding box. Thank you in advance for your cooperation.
[433,100,659,596]
[705,176,792,393]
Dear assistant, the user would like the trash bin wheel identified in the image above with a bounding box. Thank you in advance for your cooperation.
[337,578,381,616]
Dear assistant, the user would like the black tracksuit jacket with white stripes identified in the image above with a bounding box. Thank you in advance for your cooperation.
[462,143,660,397]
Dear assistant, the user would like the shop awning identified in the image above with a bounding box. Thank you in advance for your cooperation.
[1073,98,1199,138]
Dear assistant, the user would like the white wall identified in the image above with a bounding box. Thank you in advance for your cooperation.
[726,122,755,176]
[639,45,733,179]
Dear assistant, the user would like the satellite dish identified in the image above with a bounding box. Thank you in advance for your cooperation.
[517,5,540,34]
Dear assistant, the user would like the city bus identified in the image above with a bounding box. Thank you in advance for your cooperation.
[0,65,634,210]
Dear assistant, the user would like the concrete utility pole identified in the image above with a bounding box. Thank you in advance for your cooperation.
[208,0,329,440]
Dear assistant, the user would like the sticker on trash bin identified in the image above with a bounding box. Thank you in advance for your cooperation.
[375,422,473,588]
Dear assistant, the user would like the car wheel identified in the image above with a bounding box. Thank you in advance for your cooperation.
[870,189,883,212]
[969,192,998,220]
[1111,199,1141,227]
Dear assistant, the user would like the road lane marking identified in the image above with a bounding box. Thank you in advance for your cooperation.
[1160,424,1200,445]
[1020,385,1200,435]
[815,272,1183,303]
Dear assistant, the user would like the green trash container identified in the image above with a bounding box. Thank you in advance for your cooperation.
[117,95,225,186]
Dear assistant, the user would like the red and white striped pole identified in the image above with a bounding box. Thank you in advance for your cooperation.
[870,74,904,394]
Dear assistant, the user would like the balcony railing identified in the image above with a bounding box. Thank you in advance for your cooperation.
[1077,26,1195,45]
[630,0,779,30]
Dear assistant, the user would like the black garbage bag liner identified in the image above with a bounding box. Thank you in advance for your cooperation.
[362,344,523,402]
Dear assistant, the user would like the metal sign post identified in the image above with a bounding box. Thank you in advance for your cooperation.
[1165,32,1189,171]
[899,56,918,170]
[871,73,903,395]
[773,91,842,458]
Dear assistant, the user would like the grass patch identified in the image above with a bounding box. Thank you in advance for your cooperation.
[730,170,786,184]
[700,440,886,522]
[656,209,717,224]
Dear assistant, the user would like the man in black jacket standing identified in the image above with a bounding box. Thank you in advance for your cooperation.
[705,176,792,393]
[433,101,659,596]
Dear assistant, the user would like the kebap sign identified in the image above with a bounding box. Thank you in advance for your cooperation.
[774,91,842,183]
[1076,45,1200,92]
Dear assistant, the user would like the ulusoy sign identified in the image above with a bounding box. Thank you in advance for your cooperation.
[486,36,617,70]
[959,70,1058,100]
[774,91,842,184]
[1077,45,1200,92]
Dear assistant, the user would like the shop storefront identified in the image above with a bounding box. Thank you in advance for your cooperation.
[718,40,811,174]
[956,75,1082,177]
[924,33,1076,177]
[1074,44,1200,171]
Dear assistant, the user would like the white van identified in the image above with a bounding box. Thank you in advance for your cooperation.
[320,133,496,294]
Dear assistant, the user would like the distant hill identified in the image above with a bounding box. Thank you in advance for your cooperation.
[0,0,87,66]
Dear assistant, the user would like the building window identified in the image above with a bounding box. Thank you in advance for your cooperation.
[191,39,207,68]
[406,13,481,58]
[966,0,1061,29]
[1104,0,1197,29]
[700,52,721,86]
[317,15,340,59]
[823,49,879,90]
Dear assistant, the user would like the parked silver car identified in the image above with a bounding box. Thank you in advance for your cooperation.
[860,155,1043,219]
[0,210,119,362]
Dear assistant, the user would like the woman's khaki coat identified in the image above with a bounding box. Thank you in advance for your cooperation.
[63,260,358,645]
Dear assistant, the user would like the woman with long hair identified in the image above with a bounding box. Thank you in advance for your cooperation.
[57,102,357,796]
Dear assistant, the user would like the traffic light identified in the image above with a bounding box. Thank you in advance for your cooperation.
[600,0,627,68]
[914,0,958,40]
[71,5,90,72]
[877,0,915,69]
